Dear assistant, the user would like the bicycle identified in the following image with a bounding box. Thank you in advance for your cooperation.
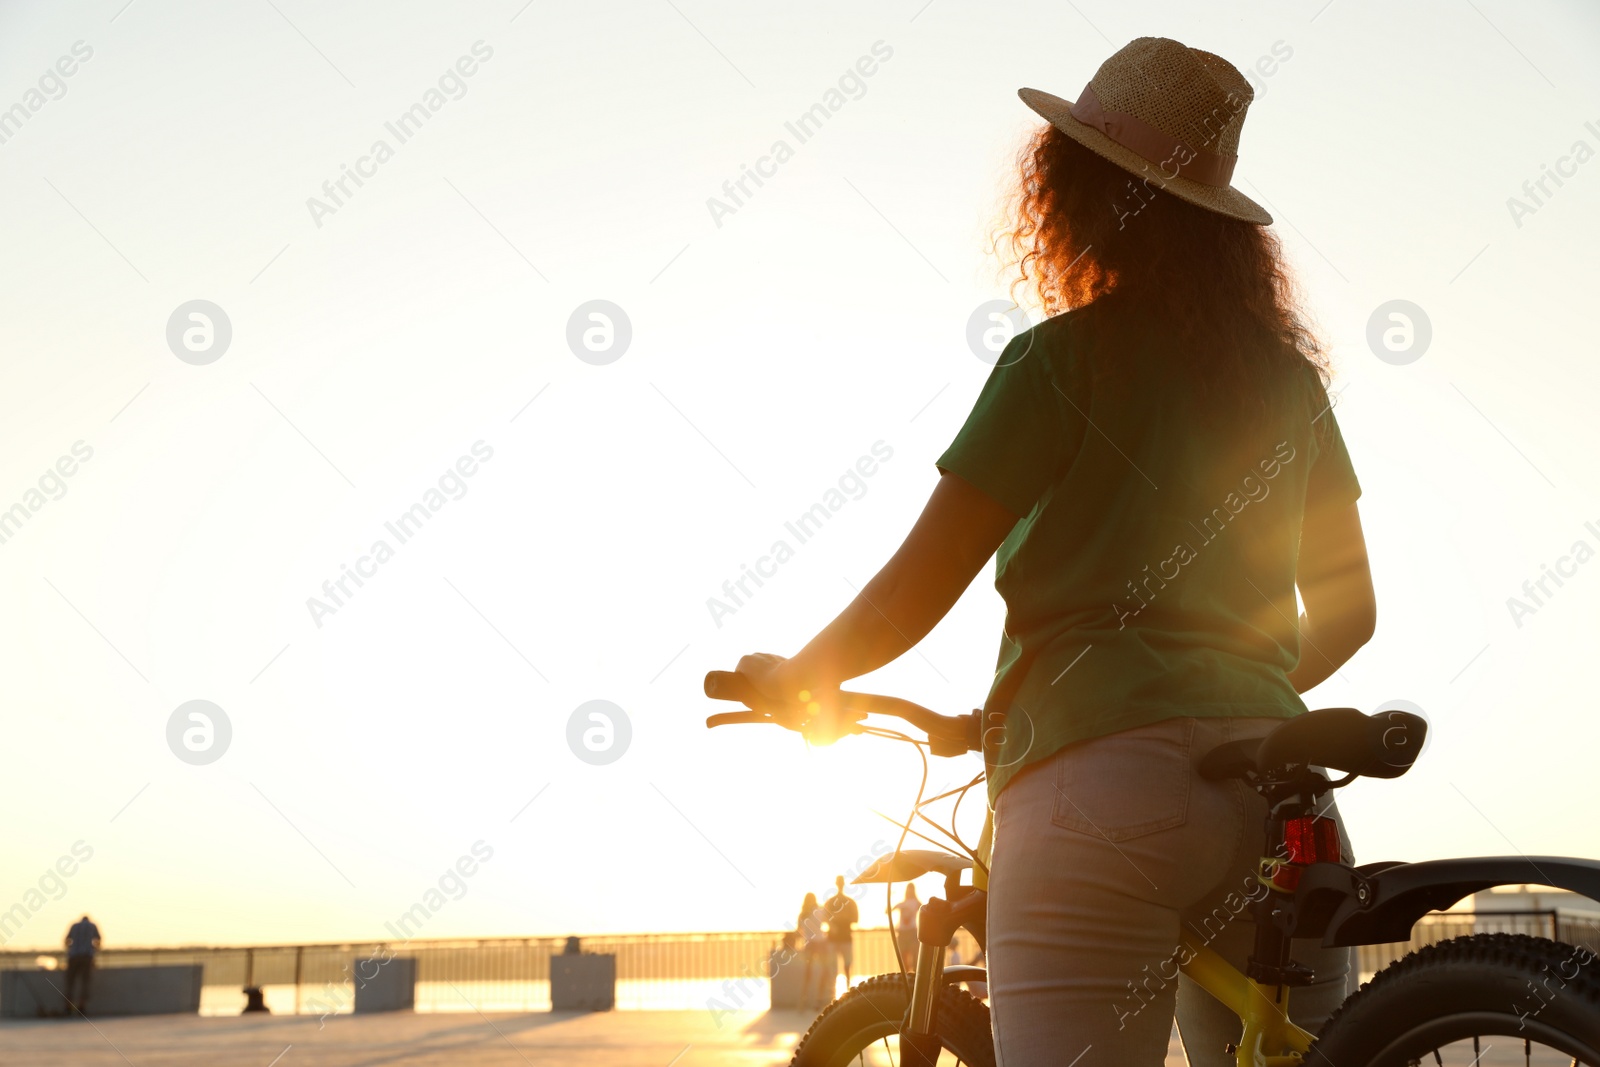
[704,669,1600,1066]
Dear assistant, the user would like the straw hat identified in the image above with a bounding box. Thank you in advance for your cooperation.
[1019,37,1271,225]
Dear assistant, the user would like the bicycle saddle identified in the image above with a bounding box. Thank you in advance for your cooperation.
[1199,706,1427,782]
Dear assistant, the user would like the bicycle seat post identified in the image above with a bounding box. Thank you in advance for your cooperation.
[1245,772,1329,991]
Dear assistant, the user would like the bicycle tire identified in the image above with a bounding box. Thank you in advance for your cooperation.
[789,972,995,1067]
[1307,933,1600,1066]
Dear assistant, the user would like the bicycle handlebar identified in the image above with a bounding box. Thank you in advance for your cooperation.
[703,670,982,756]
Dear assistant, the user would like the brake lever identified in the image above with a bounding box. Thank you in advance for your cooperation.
[704,706,811,731]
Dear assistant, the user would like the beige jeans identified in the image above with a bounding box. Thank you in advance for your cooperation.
[986,716,1355,1066]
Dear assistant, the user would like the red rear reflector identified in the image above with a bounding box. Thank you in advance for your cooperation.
[1283,814,1342,866]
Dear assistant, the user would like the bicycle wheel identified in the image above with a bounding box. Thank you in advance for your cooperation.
[789,973,995,1067]
[1307,934,1600,1065]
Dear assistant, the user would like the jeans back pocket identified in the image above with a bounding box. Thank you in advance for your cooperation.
[1050,718,1195,842]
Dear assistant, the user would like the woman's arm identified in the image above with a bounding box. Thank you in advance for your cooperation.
[738,471,1019,703]
[1286,500,1377,693]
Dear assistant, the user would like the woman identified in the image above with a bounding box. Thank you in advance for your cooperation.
[795,892,832,1010]
[738,37,1376,1065]
[892,884,921,972]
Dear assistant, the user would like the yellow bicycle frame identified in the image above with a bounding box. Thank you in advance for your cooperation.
[971,811,1314,1066]
[1179,940,1314,1066]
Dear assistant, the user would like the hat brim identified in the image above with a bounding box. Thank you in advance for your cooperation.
[1018,87,1271,226]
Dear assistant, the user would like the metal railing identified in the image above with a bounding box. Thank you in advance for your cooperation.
[0,929,924,1015]
[2,911,1593,1015]
[1356,910,1600,978]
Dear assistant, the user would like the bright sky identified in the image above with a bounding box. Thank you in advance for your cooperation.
[1,0,1598,952]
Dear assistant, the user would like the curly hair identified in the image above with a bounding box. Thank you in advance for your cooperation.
[997,123,1329,416]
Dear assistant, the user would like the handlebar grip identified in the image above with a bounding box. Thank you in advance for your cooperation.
[704,670,762,705]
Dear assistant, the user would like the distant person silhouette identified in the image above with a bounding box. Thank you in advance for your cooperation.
[795,892,831,1010]
[823,875,860,988]
[892,884,921,970]
[63,914,101,1016]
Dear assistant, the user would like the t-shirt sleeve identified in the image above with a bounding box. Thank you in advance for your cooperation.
[936,333,1078,518]
[1305,399,1362,516]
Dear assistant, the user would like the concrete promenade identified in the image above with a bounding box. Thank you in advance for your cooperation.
[0,1009,1195,1066]
[0,1012,1574,1065]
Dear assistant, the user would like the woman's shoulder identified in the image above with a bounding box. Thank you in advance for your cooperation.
[990,304,1093,387]
[1014,297,1139,368]
[999,300,1124,400]
[1020,302,1099,348]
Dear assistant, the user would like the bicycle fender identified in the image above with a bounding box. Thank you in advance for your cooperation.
[940,966,986,985]
[1290,856,1600,947]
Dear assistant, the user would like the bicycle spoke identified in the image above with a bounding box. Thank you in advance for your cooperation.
[1391,1035,1600,1065]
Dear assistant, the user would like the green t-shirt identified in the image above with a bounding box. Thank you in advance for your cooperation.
[936,302,1362,806]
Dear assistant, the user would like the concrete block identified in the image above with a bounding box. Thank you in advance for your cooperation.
[550,954,615,1011]
[0,965,202,1018]
[768,949,807,1010]
[352,957,416,1014]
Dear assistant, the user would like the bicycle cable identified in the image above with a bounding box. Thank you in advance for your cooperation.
[858,723,927,979]
[947,771,989,878]
[856,724,929,859]
[823,716,988,978]
[857,722,988,869]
